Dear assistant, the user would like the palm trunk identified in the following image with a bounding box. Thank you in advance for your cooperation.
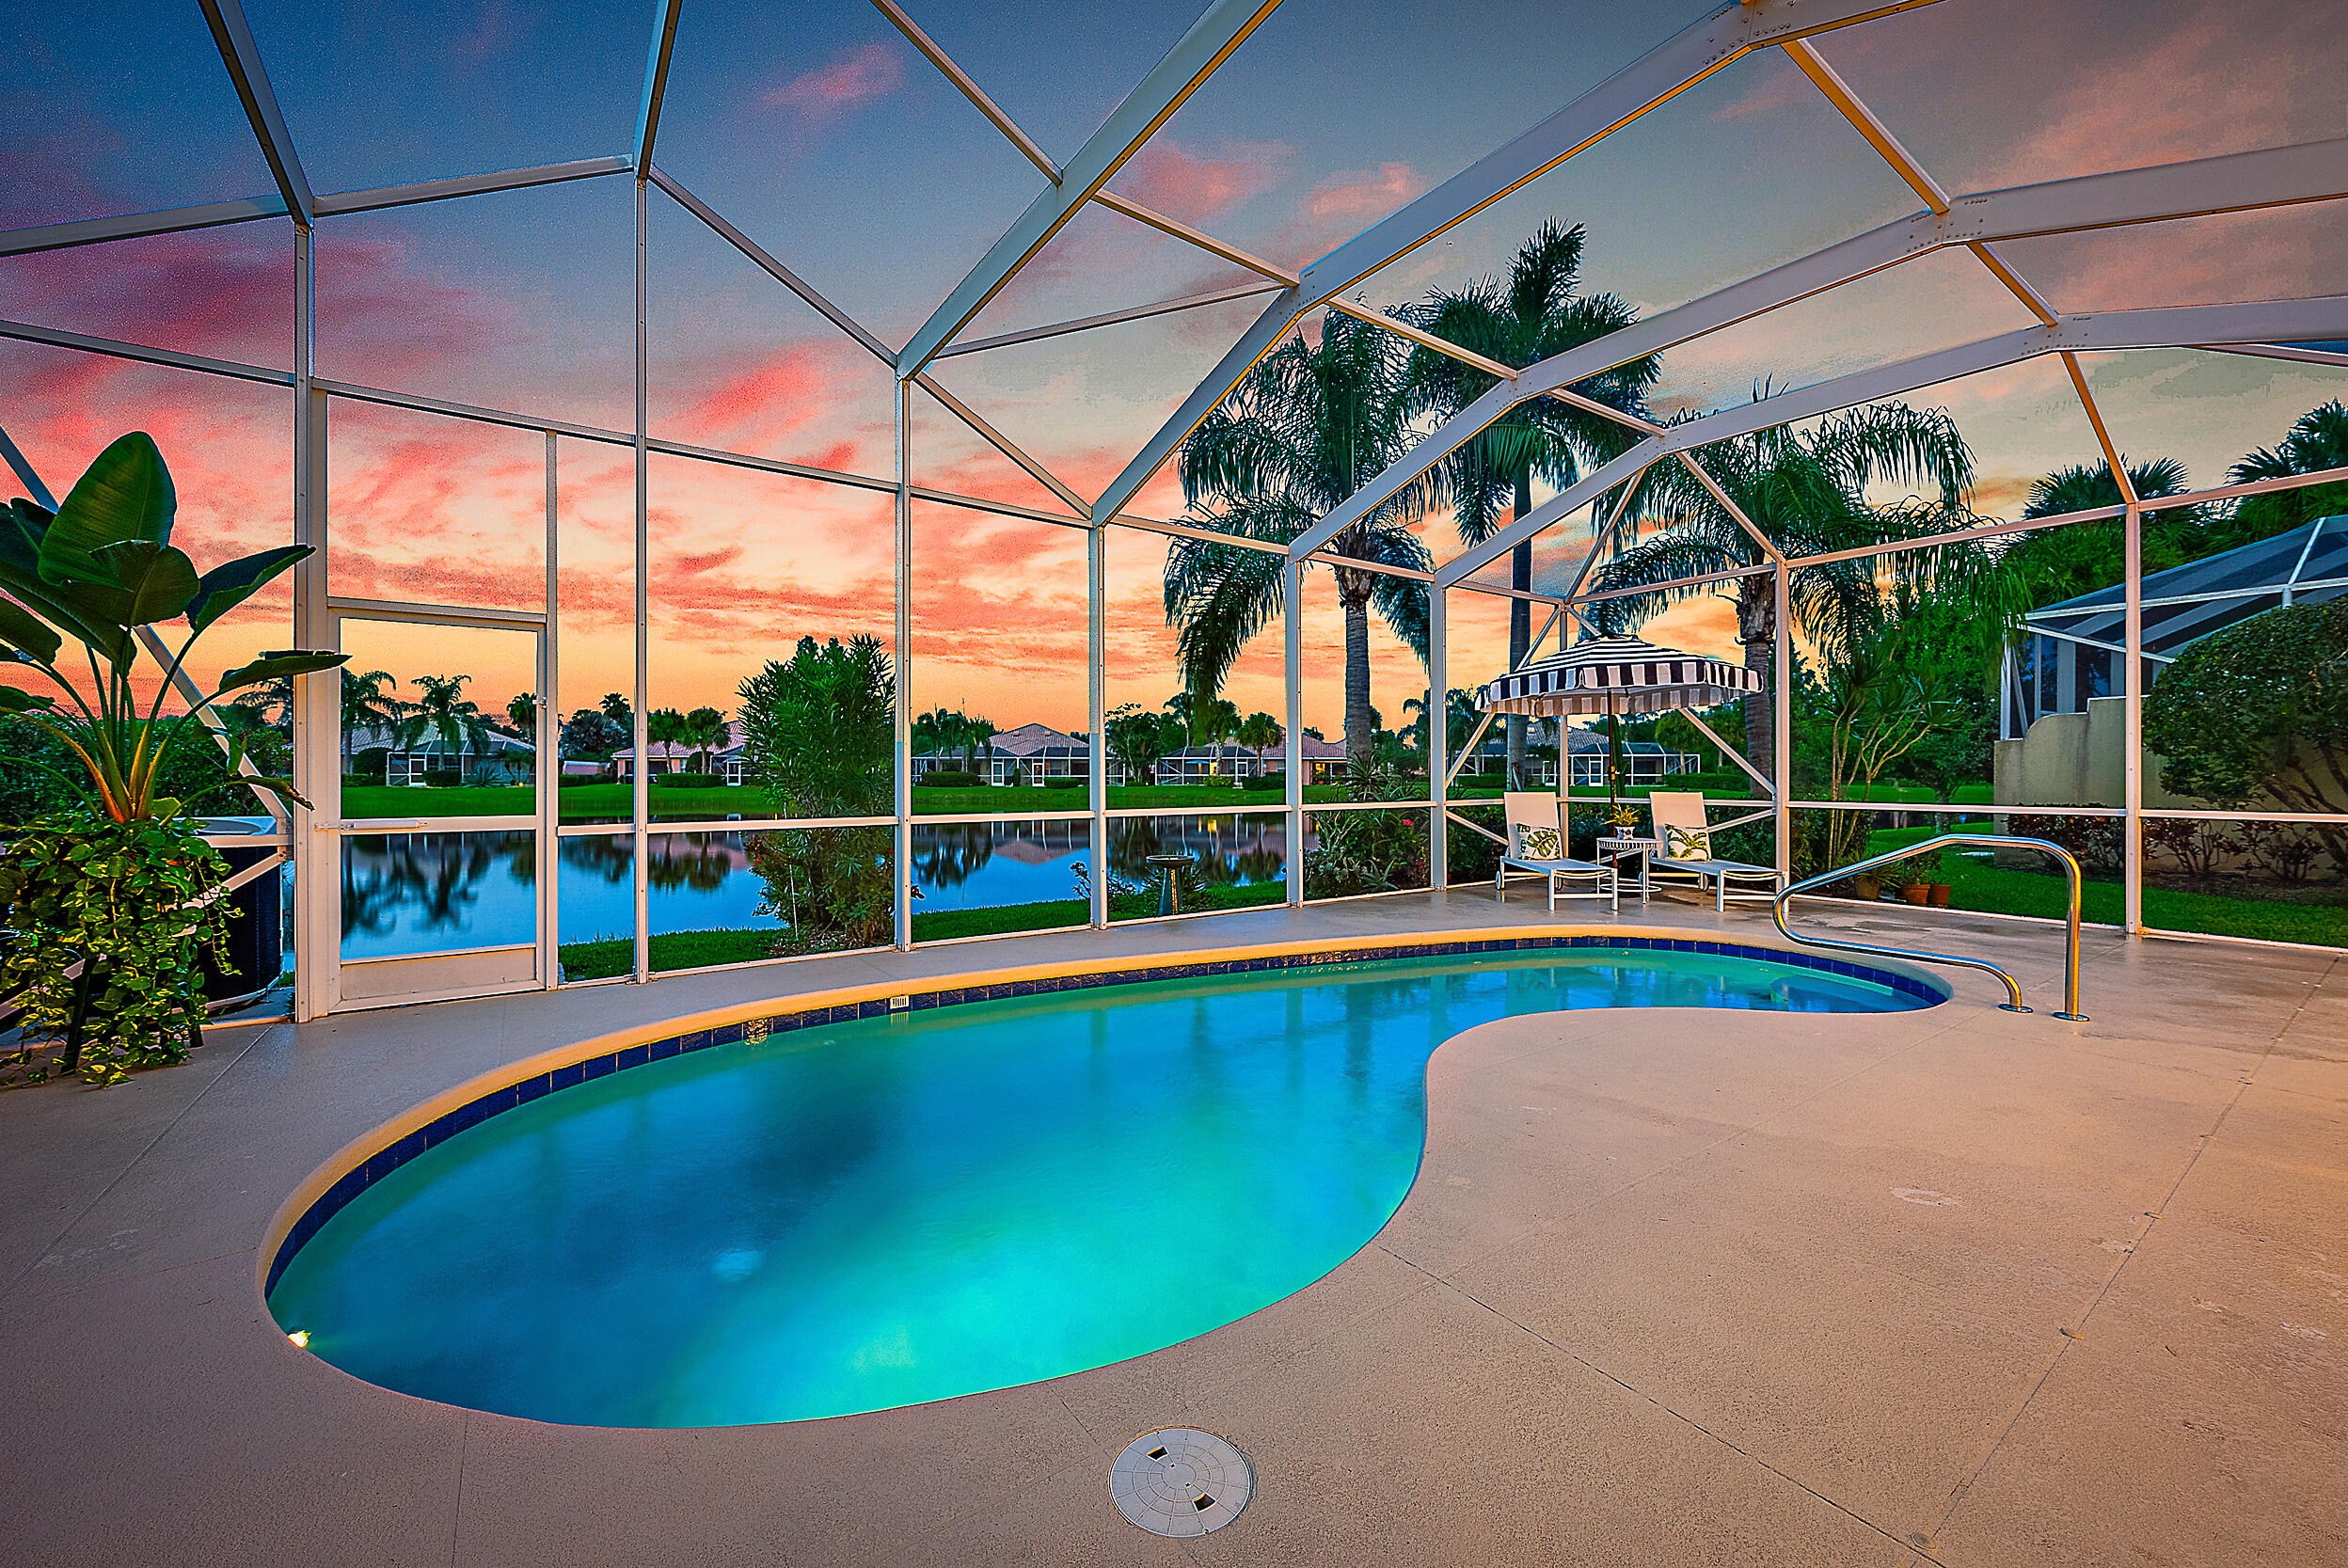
[1505,474,1532,788]
[1738,578,1776,784]
[1339,569,1375,776]
[1743,638,1774,784]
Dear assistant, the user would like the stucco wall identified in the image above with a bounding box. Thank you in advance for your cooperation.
[1992,696,2193,808]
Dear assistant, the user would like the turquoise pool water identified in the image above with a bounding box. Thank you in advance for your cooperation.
[267,947,1932,1427]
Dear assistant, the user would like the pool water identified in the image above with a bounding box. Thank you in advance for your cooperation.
[267,947,1931,1427]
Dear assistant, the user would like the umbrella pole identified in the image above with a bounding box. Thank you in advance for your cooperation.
[1608,697,1620,816]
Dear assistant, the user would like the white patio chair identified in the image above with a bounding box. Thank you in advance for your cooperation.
[1496,792,1616,911]
[1645,791,1784,912]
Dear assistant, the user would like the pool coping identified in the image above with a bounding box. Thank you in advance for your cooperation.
[258,926,1947,1301]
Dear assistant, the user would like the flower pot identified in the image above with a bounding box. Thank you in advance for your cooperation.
[1852,872,1883,902]
[1928,883,1953,907]
[1900,884,1931,905]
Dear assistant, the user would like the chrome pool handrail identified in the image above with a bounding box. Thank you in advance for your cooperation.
[1771,833,2087,1022]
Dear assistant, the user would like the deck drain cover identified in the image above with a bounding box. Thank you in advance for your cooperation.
[1110,1428,1251,1537]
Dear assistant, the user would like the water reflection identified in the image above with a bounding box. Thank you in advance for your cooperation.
[338,816,1296,959]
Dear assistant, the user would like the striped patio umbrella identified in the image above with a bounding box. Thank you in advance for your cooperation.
[1474,635,1764,809]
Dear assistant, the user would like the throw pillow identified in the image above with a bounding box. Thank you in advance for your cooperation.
[1514,824,1562,860]
[1664,823,1710,861]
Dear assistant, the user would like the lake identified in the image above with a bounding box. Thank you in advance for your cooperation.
[339,815,1297,959]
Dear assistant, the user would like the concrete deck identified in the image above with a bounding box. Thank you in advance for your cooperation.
[3,893,2341,1566]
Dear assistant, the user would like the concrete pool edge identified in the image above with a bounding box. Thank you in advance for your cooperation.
[257,926,1947,1309]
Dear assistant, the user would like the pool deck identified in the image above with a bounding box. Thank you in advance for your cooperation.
[4,892,2342,1566]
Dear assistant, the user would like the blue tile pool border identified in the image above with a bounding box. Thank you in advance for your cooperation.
[264,935,1941,1292]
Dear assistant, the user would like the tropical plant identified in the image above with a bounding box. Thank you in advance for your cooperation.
[0,432,344,1082]
[504,689,537,736]
[0,434,341,820]
[598,690,631,734]
[1591,400,1978,780]
[1395,221,1658,785]
[2229,399,2348,544]
[1167,310,1434,771]
[738,636,894,953]
[397,673,494,774]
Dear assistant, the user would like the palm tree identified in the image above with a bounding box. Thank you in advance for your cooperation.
[1395,222,1659,787]
[961,716,996,773]
[1402,687,1479,771]
[1236,710,1281,773]
[1167,310,1434,771]
[339,669,401,777]
[682,706,728,772]
[1590,402,1976,779]
[646,707,688,773]
[2229,399,2348,543]
[505,690,538,736]
[2007,457,2195,607]
[599,691,631,729]
[398,673,492,776]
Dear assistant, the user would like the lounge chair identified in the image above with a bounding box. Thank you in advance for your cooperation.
[1644,791,1784,912]
[1495,792,1616,911]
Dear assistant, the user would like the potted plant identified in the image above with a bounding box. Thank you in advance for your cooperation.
[1899,846,1942,906]
[1604,804,1642,839]
[0,434,346,1085]
[1851,869,1884,902]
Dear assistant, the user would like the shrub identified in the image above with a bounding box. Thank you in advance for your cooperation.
[0,815,231,1086]
[916,769,982,788]
[1044,776,1085,790]
[738,638,894,954]
[2145,596,2348,866]
[2230,820,2322,884]
[656,770,722,788]
[2007,814,2124,876]
[2144,817,2228,882]
[1302,762,1429,897]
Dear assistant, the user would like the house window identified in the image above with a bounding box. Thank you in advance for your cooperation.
[2080,646,2111,701]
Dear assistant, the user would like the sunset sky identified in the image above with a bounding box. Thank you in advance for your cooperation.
[5,0,2345,736]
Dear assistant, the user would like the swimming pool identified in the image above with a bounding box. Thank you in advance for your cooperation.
[266,939,1937,1428]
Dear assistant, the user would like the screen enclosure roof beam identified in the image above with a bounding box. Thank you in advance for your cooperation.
[1089,0,1952,528]
[1435,293,2348,588]
[0,157,636,259]
[197,0,313,223]
[894,0,1285,379]
[1305,135,2348,562]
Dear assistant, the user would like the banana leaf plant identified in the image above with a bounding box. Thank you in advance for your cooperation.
[0,432,347,821]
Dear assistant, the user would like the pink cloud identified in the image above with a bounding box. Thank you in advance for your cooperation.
[665,340,878,471]
[1111,138,1291,227]
[1303,163,1424,226]
[765,42,904,123]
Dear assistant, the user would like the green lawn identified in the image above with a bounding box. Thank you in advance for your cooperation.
[1844,821,2348,947]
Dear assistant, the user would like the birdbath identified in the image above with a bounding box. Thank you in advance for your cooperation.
[1145,854,1192,916]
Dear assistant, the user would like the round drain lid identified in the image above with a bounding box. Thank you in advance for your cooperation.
[1110,1427,1251,1538]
